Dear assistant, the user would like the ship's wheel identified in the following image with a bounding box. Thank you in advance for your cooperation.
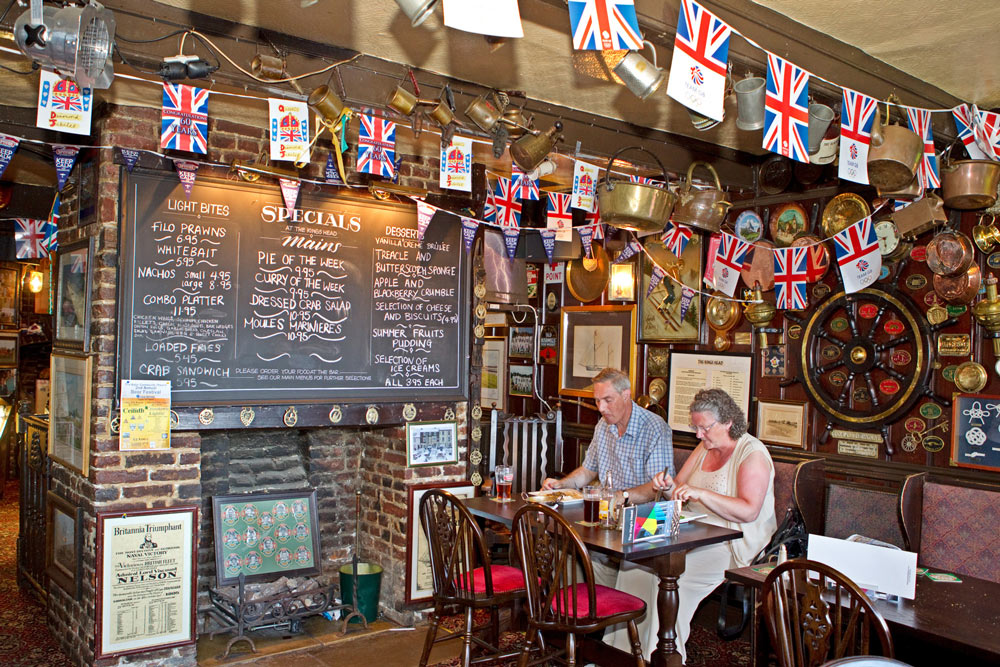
[784,285,951,455]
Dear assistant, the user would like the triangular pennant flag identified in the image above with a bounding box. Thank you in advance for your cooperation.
[578,225,594,259]
[502,225,521,260]
[614,240,641,264]
[416,200,435,241]
[52,145,79,191]
[0,134,20,180]
[279,178,300,218]
[666,0,732,122]
[14,218,48,259]
[568,0,643,50]
[764,54,810,163]
[661,222,693,256]
[173,160,199,198]
[647,265,665,298]
[540,229,557,264]
[838,88,878,185]
[906,108,939,189]
[952,104,988,160]
[712,232,750,297]
[325,153,344,184]
[833,216,881,294]
[461,216,479,254]
[443,0,524,38]
[121,148,141,173]
[678,285,695,321]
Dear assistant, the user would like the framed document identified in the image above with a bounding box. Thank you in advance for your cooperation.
[558,305,637,398]
[756,399,808,449]
[480,336,507,413]
[667,352,752,435]
[405,481,476,604]
[96,506,197,659]
[0,266,18,329]
[46,491,81,599]
[49,351,92,476]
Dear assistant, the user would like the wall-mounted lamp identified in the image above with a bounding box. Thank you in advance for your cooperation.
[609,263,635,301]
[28,271,44,294]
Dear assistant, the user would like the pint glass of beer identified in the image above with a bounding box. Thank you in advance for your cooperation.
[582,486,600,523]
[495,465,513,501]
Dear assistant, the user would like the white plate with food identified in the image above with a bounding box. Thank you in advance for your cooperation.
[526,489,584,504]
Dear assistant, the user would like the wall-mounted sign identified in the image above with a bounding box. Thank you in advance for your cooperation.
[837,440,880,458]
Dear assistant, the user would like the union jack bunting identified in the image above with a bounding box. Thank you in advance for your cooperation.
[492,176,522,227]
[838,88,878,185]
[483,185,497,223]
[568,0,643,51]
[665,0,732,122]
[511,164,540,200]
[584,204,603,240]
[952,104,988,160]
[773,247,809,310]
[972,105,1000,161]
[712,232,749,297]
[160,83,209,154]
[546,192,572,240]
[906,108,939,189]
[661,222,693,257]
[628,174,665,187]
[763,54,810,163]
[833,216,880,294]
[357,113,397,178]
[14,218,47,259]
[44,194,59,253]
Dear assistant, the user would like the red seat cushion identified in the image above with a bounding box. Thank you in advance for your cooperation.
[551,584,645,618]
[458,565,526,594]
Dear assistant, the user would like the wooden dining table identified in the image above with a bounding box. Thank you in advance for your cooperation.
[463,495,743,667]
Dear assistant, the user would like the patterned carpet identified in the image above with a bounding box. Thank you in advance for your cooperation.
[0,481,74,666]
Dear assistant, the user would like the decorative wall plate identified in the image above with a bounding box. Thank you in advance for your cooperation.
[329,405,343,423]
[821,193,870,238]
[770,202,809,247]
[734,210,764,243]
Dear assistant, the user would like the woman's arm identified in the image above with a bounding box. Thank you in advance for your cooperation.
[671,450,770,523]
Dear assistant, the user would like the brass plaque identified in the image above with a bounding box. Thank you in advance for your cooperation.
[830,429,883,444]
[922,436,945,452]
[734,332,753,346]
[837,440,880,458]
[926,306,948,325]
[470,471,483,486]
[919,403,943,420]
[937,333,972,357]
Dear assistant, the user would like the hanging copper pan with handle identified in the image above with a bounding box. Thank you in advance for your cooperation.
[926,228,975,276]
[941,143,1000,210]
[597,146,676,233]
[867,100,923,192]
[672,161,731,233]
[933,264,982,304]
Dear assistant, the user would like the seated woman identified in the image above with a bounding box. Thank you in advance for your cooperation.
[607,388,777,663]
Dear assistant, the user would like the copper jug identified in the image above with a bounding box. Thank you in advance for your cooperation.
[510,121,563,172]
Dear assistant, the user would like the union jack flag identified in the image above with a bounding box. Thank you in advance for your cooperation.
[279,113,304,143]
[583,203,602,239]
[773,246,809,310]
[661,222,693,256]
[160,83,209,154]
[834,216,880,294]
[357,113,397,178]
[483,185,497,223]
[952,104,988,160]
[546,192,572,230]
[492,176,522,227]
[568,0,643,51]
[838,88,878,184]
[972,105,1000,161]
[511,163,540,200]
[14,218,48,259]
[712,232,749,296]
[52,79,84,111]
[628,174,665,187]
[666,0,731,121]
[763,54,810,163]
[906,108,939,189]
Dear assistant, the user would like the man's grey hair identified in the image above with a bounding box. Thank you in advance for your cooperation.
[593,367,631,393]
[689,388,747,440]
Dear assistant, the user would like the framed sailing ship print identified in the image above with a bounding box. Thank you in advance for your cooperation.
[558,305,636,398]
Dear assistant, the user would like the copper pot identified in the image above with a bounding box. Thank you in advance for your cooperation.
[942,159,1000,210]
[926,228,975,276]
[933,264,982,304]
[867,106,922,192]
[672,161,731,233]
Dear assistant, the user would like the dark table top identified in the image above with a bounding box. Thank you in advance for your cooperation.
[725,564,1000,660]
[464,496,742,563]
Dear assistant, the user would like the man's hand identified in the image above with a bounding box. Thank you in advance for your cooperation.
[541,477,563,491]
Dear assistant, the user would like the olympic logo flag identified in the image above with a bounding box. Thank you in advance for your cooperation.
[568,0,643,51]
[712,232,749,297]
[838,88,878,185]
[834,216,880,294]
[763,54,810,163]
[952,104,988,160]
[666,0,732,122]
[906,108,939,189]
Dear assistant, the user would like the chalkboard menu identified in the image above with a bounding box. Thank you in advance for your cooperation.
[951,393,1000,472]
[118,170,468,404]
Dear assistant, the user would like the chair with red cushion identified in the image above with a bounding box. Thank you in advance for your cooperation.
[511,502,646,667]
[418,488,527,667]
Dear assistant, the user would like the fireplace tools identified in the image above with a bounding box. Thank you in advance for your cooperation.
[341,489,368,631]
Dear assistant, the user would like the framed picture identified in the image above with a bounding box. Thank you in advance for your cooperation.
[35,378,50,413]
[46,491,81,598]
[480,336,507,413]
[637,236,702,342]
[0,332,17,367]
[49,351,92,476]
[756,399,808,449]
[96,506,197,659]
[0,266,18,329]
[406,481,476,604]
[646,346,670,378]
[558,305,637,398]
[577,443,590,467]
[211,489,321,586]
[406,420,459,467]
[666,352,752,435]
[950,392,1000,472]
[508,326,534,359]
[0,368,15,399]
[55,237,95,349]
[509,363,533,397]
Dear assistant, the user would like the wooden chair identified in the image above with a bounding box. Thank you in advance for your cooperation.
[418,489,527,667]
[511,502,646,667]
[488,408,564,496]
[761,559,894,667]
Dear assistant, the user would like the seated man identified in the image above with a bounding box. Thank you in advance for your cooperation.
[607,388,776,663]
[542,366,673,586]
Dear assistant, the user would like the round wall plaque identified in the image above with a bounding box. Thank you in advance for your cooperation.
[469,449,483,465]
[904,417,926,433]
[879,378,900,394]
[240,407,255,426]
[199,408,215,425]
[910,246,927,262]
[403,403,417,421]
[905,274,927,290]
[283,406,298,427]
[922,436,945,452]
[919,403,943,420]
[329,405,343,423]
[365,406,379,424]
[470,471,483,486]
[471,404,482,420]
[900,433,918,452]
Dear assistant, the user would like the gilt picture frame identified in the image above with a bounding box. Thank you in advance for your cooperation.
[558,305,636,398]
[756,399,808,449]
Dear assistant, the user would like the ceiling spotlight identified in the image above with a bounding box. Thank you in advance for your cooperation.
[14,0,117,89]
[395,0,439,27]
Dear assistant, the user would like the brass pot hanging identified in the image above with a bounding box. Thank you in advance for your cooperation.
[597,146,676,233]
[941,158,1000,210]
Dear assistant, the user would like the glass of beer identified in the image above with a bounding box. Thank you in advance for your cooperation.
[494,465,513,502]
[582,486,600,523]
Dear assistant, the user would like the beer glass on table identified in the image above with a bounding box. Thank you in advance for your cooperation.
[494,465,513,502]
[582,486,600,523]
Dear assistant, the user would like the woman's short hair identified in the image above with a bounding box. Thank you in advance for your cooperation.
[593,367,631,393]
[689,388,747,440]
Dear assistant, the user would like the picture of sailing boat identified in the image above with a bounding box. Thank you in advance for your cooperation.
[572,325,621,378]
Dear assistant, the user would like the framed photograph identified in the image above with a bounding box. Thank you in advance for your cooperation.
[406,481,476,604]
[406,420,459,467]
[509,363,533,397]
[55,237,95,349]
[508,326,534,359]
[46,491,81,598]
[0,368,15,399]
[211,489,321,586]
[49,351,92,476]
[756,399,808,449]
[96,506,197,659]
[558,305,637,398]
[667,352,752,435]
[0,266,18,329]
[638,236,702,342]
[0,332,17,367]
[480,336,507,413]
